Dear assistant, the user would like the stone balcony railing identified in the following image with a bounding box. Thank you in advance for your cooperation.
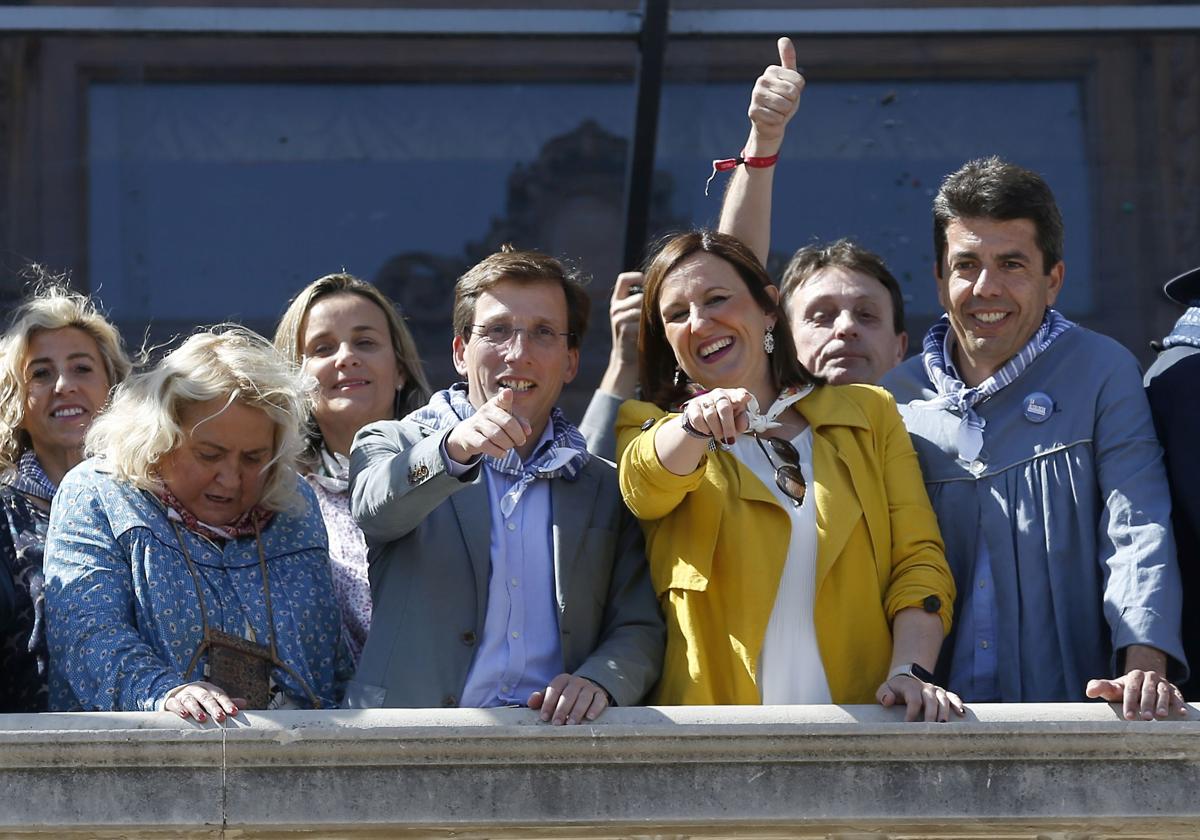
[2,703,1198,839]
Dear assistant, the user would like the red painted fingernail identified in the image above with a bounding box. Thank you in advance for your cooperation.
[230,707,239,715]
[197,713,206,722]
[179,710,188,719]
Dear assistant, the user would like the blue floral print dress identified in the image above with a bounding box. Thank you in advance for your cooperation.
[44,459,351,711]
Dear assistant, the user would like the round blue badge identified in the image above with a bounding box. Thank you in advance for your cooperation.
[1022,391,1055,424]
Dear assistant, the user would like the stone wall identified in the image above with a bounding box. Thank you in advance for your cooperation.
[2,704,1198,838]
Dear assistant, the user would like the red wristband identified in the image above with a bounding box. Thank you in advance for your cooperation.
[705,149,780,195]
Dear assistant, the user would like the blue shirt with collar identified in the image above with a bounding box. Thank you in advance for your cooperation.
[444,423,564,707]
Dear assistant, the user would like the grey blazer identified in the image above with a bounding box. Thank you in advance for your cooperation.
[343,412,664,709]
[579,389,622,461]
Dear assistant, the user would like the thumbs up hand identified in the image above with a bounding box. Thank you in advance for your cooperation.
[777,36,798,72]
[746,36,806,154]
[445,387,533,462]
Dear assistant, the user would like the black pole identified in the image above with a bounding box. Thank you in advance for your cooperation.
[621,0,669,272]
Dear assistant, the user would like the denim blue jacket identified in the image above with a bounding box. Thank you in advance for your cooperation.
[882,326,1186,701]
[45,459,349,711]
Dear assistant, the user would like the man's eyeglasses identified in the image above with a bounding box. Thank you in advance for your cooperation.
[471,323,571,349]
[754,434,807,506]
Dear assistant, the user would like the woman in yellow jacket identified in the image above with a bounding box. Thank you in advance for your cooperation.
[617,231,961,721]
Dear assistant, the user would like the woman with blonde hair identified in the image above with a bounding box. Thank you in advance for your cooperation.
[45,326,348,718]
[275,272,430,663]
[0,279,130,712]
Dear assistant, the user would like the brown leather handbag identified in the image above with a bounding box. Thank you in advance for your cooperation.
[203,627,275,709]
[174,521,319,709]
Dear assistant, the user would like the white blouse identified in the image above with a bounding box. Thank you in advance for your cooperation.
[730,427,831,705]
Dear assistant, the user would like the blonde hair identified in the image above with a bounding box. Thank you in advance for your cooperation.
[86,326,307,513]
[274,273,432,445]
[0,276,131,472]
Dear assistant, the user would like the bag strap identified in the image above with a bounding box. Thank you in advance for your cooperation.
[173,520,213,683]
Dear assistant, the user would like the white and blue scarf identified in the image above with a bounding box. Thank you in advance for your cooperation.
[910,309,1075,461]
[1162,307,1200,351]
[410,383,590,518]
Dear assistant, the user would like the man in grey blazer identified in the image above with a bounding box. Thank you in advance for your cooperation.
[346,246,664,723]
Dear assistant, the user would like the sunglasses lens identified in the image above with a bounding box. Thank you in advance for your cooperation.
[767,437,801,465]
[776,464,807,505]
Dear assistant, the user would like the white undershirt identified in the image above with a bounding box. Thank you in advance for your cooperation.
[731,427,831,705]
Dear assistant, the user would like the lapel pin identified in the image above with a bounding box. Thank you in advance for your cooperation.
[1022,391,1055,424]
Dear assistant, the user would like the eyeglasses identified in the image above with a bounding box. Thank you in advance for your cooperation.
[754,434,807,506]
[470,323,571,349]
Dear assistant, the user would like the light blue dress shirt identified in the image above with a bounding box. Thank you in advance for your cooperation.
[947,528,999,700]
[447,424,564,707]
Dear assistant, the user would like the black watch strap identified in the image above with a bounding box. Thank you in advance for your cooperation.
[888,662,936,683]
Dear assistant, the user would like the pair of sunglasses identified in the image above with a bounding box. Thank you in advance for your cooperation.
[754,434,807,506]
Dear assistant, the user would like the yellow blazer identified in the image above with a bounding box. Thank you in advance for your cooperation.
[616,384,954,705]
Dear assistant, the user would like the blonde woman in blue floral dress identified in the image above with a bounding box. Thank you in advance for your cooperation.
[45,327,350,719]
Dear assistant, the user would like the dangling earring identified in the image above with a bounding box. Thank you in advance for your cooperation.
[763,326,776,355]
[674,366,687,388]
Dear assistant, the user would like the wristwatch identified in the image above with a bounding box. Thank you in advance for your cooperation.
[888,662,936,683]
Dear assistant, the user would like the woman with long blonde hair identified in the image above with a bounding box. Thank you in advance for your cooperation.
[0,280,129,712]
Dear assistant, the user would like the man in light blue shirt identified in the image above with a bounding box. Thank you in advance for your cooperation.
[347,247,664,723]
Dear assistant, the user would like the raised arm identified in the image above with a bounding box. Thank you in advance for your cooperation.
[349,421,474,544]
[581,272,644,459]
[717,36,805,266]
[617,391,752,521]
[350,388,532,544]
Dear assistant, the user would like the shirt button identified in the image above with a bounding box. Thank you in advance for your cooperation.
[980,640,990,650]
[978,580,987,589]
[461,631,477,646]
[506,522,516,531]
[510,578,519,587]
[970,460,986,475]
[500,684,510,693]
[511,631,520,639]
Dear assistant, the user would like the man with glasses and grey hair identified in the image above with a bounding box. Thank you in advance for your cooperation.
[345,246,663,723]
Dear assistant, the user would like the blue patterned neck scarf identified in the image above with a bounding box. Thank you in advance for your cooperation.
[909,309,1075,461]
[1163,307,1200,350]
[409,383,590,518]
[8,450,58,503]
